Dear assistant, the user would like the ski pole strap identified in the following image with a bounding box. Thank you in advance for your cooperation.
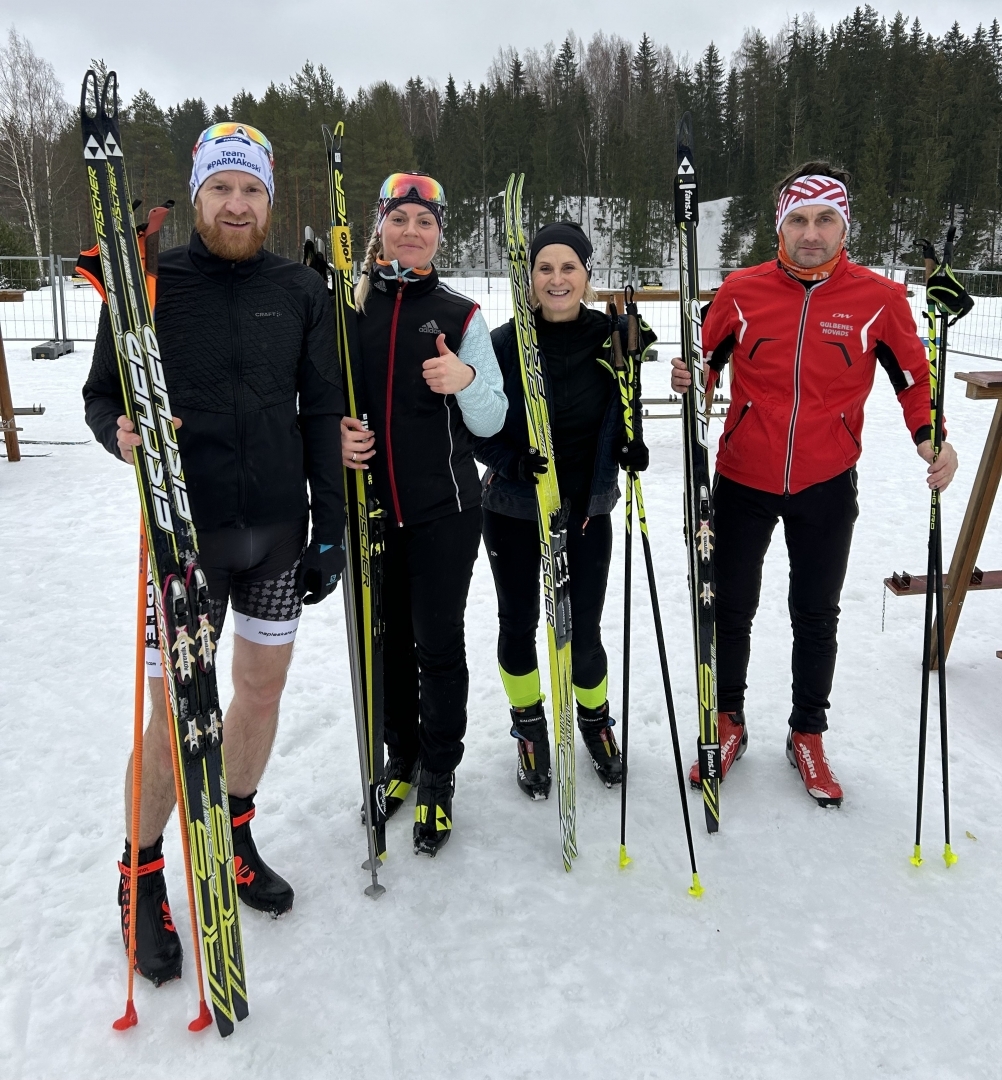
[927,264,974,324]
[117,856,166,877]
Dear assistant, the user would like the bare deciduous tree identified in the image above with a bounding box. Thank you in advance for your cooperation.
[0,28,69,270]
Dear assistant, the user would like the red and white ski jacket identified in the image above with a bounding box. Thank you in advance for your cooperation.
[703,252,931,495]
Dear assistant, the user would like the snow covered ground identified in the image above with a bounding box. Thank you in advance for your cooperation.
[2,330,1002,1079]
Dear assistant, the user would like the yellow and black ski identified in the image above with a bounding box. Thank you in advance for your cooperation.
[322,123,387,896]
[80,69,247,1035]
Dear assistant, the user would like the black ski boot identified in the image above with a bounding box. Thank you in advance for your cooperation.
[229,792,294,916]
[362,753,419,824]
[577,702,623,787]
[413,767,455,857]
[510,701,552,800]
[117,835,183,987]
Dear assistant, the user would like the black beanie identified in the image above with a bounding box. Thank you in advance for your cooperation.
[529,222,594,277]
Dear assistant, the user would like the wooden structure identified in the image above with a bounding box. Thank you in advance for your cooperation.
[884,369,1002,663]
[0,289,25,462]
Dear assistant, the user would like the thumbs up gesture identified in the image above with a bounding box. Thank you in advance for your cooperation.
[422,332,475,395]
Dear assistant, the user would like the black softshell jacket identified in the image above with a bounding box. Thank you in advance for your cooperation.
[357,270,481,527]
[83,231,346,540]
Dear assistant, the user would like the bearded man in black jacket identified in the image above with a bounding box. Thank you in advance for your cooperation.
[83,123,345,985]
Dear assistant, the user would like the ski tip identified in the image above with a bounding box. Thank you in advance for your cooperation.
[688,873,705,899]
[943,844,958,868]
[112,1001,138,1031]
[188,1002,213,1032]
[618,845,632,869]
[910,844,924,867]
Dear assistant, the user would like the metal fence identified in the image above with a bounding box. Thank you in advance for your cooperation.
[1,256,1000,366]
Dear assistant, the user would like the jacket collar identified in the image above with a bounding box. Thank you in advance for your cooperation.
[187,229,267,281]
[368,263,440,300]
[776,247,849,289]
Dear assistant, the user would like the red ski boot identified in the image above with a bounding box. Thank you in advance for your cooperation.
[786,730,843,807]
[688,711,748,788]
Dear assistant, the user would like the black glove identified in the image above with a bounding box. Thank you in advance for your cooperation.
[616,439,650,473]
[516,447,549,484]
[295,539,346,606]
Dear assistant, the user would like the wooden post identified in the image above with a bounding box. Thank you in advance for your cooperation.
[931,371,1002,667]
[0,289,24,463]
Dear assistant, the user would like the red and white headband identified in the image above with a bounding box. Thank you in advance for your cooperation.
[776,175,850,233]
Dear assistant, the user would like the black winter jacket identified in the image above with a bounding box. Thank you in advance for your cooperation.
[476,307,654,520]
[83,231,345,540]
[358,269,481,527]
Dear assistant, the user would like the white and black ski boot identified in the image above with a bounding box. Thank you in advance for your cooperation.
[117,835,183,987]
[413,767,455,857]
[510,701,552,800]
[229,792,295,916]
[577,702,623,787]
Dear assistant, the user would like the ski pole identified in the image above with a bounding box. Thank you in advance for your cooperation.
[610,298,634,868]
[611,294,702,896]
[113,522,149,1031]
[911,237,939,868]
[912,226,971,869]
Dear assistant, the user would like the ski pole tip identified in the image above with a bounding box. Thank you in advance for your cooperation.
[618,845,632,869]
[688,873,704,898]
[910,844,923,867]
[188,1002,213,1032]
[943,844,958,868]
[112,1001,138,1031]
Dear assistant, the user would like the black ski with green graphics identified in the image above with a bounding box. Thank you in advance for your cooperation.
[673,112,720,834]
[80,69,247,1036]
[321,123,387,896]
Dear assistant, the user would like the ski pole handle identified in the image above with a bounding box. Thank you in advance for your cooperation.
[608,300,626,372]
[943,225,957,269]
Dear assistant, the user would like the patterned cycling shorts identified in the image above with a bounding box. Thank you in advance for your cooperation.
[146,519,307,677]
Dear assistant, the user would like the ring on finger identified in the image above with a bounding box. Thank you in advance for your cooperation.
[352,452,357,462]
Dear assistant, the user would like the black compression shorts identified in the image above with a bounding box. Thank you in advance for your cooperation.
[146,519,308,675]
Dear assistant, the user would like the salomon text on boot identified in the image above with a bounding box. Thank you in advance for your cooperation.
[230,791,295,916]
[510,701,552,800]
[577,702,623,787]
[413,767,455,856]
[117,835,183,987]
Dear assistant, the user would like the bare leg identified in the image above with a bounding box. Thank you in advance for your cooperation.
[124,677,177,848]
[223,636,295,799]
[124,637,293,845]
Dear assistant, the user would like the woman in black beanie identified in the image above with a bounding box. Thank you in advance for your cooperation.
[476,222,655,800]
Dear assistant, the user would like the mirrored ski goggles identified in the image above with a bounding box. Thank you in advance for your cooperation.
[192,123,274,165]
[378,172,446,208]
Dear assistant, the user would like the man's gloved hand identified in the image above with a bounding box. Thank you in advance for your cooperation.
[616,439,650,473]
[516,447,549,484]
[295,539,346,606]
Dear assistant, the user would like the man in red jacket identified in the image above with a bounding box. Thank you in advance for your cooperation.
[672,162,958,807]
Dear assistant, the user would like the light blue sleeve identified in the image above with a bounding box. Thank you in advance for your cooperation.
[455,310,507,437]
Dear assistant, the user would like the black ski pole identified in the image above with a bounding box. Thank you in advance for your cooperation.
[611,292,702,895]
[609,299,635,868]
[912,225,970,869]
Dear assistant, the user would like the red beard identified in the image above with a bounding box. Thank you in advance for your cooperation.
[195,205,271,261]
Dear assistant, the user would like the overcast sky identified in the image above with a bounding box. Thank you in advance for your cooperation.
[6,0,1000,111]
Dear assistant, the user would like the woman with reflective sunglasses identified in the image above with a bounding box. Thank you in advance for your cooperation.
[341,172,506,856]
